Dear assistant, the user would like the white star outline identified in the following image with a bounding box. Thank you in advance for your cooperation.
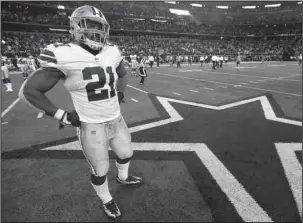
[42,94,302,222]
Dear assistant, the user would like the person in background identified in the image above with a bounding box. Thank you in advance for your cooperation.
[219,55,224,68]
[211,54,217,70]
[224,55,228,64]
[138,53,148,85]
[200,55,205,67]
[236,52,241,71]
[1,55,13,92]
[148,54,154,68]
[176,54,181,68]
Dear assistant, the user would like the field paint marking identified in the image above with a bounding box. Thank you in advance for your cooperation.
[37,112,44,118]
[211,70,301,82]
[232,66,256,69]
[204,87,214,91]
[189,90,199,93]
[1,98,20,118]
[151,72,302,97]
[131,98,139,102]
[1,122,8,125]
[275,143,302,218]
[43,93,303,221]
[218,86,227,88]
[127,85,148,94]
[172,92,181,95]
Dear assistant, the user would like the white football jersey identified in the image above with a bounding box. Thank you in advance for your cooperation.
[130,55,137,62]
[38,43,123,123]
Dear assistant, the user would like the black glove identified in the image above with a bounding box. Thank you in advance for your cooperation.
[117,91,124,104]
[59,110,81,129]
[66,110,81,127]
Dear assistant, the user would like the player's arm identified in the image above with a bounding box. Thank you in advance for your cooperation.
[19,68,64,117]
[19,67,80,127]
[115,61,128,103]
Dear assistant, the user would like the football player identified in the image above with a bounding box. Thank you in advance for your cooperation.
[19,5,142,220]
[199,55,204,67]
[211,54,216,70]
[20,56,37,80]
[219,55,223,68]
[1,56,13,92]
[236,52,241,71]
[299,53,302,66]
[138,53,147,85]
[224,55,228,64]
[130,53,137,76]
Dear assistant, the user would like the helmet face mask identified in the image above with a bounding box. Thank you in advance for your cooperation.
[69,6,110,51]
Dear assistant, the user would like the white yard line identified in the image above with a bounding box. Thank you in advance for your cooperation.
[212,70,301,82]
[172,92,181,95]
[204,87,214,91]
[151,72,302,97]
[127,85,148,94]
[131,98,139,102]
[189,89,199,93]
[1,98,20,118]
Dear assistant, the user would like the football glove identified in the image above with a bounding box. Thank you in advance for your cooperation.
[54,109,81,129]
[117,91,125,104]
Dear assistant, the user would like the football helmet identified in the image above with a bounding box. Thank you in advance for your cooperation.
[69,5,110,51]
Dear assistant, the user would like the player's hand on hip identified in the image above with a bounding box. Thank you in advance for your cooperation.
[55,109,81,128]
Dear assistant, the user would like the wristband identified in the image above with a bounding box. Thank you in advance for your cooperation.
[54,109,65,121]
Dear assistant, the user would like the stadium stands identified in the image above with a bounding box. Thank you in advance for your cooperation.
[1,1,302,61]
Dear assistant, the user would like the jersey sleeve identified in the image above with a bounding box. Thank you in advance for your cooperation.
[37,44,67,76]
[37,44,58,69]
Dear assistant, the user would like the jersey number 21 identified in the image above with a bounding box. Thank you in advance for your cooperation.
[82,66,116,102]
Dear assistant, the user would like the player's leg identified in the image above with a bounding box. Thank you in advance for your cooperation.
[131,62,135,75]
[109,115,143,185]
[2,67,13,92]
[77,123,121,219]
[139,67,146,84]
[21,65,29,80]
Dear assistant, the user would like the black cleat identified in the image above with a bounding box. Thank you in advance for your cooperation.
[103,199,121,219]
[116,175,143,185]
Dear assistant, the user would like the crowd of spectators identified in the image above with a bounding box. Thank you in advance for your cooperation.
[2,8,302,36]
[1,1,301,61]
[2,31,301,60]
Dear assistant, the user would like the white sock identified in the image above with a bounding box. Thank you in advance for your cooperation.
[91,177,112,204]
[116,161,130,180]
[5,83,12,90]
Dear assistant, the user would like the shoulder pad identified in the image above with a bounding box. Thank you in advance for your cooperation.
[38,44,58,67]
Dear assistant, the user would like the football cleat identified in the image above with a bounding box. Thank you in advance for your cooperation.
[116,175,143,185]
[103,199,121,219]
[6,89,13,92]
